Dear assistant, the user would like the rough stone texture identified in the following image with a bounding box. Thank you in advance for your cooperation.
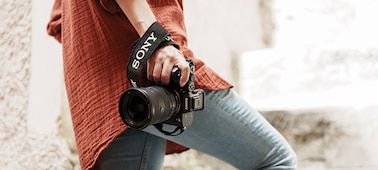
[261,107,378,170]
[0,1,74,169]
[240,47,378,169]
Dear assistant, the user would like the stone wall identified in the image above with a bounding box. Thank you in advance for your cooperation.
[0,1,75,169]
[0,1,32,168]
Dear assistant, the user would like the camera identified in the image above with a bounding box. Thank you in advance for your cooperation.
[119,60,205,130]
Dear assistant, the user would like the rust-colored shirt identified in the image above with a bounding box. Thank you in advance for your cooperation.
[47,0,232,169]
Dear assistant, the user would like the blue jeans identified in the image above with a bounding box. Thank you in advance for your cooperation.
[99,89,297,169]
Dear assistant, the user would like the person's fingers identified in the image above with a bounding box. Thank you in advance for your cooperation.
[147,45,188,86]
[160,61,174,85]
[176,51,190,87]
[147,59,155,81]
[151,63,163,84]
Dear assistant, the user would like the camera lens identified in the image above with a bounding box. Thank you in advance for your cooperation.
[119,86,180,129]
[127,96,147,122]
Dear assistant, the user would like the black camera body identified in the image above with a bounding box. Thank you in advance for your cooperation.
[119,60,205,130]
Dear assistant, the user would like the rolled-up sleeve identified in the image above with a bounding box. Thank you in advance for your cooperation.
[47,0,62,43]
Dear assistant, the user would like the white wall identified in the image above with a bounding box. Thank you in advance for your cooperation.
[272,0,378,48]
[184,0,267,85]
[28,0,63,134]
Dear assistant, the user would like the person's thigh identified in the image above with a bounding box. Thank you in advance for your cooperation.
[144,89,297,169]
[98,129,166,170]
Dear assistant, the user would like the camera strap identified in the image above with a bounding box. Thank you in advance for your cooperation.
[127,21,179,87]
[126,22,184,136]
[154,124,184,136]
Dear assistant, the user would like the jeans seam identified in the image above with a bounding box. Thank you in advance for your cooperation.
[139,134,152,170]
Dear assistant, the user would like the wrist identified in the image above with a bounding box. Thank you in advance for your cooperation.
[115,0,157,36]
[134,19,157,37]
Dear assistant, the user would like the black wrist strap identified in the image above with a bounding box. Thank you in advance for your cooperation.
[127,21,178,87]
[154,124,184,136]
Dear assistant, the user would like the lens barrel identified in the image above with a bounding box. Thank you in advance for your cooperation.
[119,86,180,129]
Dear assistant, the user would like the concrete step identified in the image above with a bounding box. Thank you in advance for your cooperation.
[239,47,378,169]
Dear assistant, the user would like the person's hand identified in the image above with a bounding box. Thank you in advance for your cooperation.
[147,45,189,87]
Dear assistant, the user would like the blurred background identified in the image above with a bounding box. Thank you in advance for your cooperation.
[1,0,377,169]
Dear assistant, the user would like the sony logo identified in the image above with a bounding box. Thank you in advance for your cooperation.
[130,79,137,87]
[131,32,158,69]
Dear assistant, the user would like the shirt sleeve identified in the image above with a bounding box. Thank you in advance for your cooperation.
[47,0,62,43]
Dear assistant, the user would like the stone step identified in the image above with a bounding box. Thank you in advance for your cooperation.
[239,47,378,169]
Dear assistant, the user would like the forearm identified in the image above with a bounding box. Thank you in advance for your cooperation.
[115,0,157,36]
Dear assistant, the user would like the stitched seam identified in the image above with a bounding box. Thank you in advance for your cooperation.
[139,134,152,170]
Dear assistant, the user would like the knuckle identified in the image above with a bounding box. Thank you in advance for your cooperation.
[161,71,170,78]
[181,64,190,73]
[152,72,160,79]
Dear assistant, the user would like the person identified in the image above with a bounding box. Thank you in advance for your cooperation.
[47,0,297,169]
